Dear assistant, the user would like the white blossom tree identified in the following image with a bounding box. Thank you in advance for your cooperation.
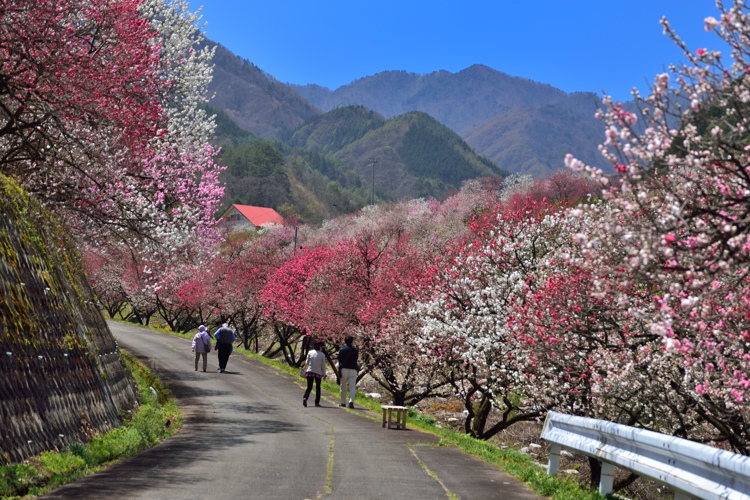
[413,200,578,439]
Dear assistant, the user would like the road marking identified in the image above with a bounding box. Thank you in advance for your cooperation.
[408,445,458,499]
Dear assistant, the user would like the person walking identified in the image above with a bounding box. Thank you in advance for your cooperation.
[302,342,326,407]
[337,335,359,409]
[214,323,236,373]
[191,325,212,372]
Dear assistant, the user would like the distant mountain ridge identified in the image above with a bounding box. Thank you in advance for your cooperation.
[288,65,608,177]
[290,65,568,132]
[204,40,612,219]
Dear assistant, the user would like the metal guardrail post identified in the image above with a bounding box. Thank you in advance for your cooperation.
[547,444,561,476]
[599,462,615,496]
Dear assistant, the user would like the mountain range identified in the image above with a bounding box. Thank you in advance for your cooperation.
[204,42,611,222]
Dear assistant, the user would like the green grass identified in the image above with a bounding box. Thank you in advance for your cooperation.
[422,427,600,500]
[0,350,181,499]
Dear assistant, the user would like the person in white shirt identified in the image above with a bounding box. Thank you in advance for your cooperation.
[302,342,327,407]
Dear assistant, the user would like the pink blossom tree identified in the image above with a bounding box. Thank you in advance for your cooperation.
[82,247,130,319]
[542,169,600,203]
[0,0,223,249]
[564,1,750,452]
[152,258,207,332]
[120,255,160,326]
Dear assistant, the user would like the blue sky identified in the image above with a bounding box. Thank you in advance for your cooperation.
[194,1,722,102]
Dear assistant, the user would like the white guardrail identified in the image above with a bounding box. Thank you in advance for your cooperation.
[540,411,750,499]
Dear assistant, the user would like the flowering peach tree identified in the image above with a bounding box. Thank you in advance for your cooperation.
[564,0,750,452]
[305,232,446,406]
[0,0,223,249]
[261,245,337,366]
[413,199,574,439]
[209,229,293,351]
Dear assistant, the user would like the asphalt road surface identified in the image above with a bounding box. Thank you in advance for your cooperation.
[43,321,542,500]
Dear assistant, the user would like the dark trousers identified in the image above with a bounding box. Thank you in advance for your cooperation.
[303,376,321,404]
[217,343,232,370]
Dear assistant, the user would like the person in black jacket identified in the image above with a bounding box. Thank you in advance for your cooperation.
[337,335,359,409]
[214,323,236,373]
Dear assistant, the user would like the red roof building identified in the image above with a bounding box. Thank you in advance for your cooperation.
[219,204,285,231]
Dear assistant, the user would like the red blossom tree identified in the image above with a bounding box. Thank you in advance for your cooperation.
[260,245,337,366]
[301,232,446,405]
[209,230,292,351]
[1,0,223,248]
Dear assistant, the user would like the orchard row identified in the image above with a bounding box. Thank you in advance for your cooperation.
[7,0,747,454]
[84,2,750,454]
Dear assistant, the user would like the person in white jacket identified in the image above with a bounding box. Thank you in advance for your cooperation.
[302,342,327,407]
[191,325,212,372]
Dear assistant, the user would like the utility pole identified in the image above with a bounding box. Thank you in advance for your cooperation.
[369,158,378,206]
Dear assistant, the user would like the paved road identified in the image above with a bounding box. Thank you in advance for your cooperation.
[43,321,542,500]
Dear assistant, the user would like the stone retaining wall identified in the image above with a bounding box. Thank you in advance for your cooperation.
[0,176,137,464]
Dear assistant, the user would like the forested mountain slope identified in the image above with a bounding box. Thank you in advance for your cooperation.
[206,42,319,139]
[205,41,610,219]
[328,110,506,199]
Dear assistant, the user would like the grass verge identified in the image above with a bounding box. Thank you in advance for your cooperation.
[0,350,182,499]
[422,425,600,500]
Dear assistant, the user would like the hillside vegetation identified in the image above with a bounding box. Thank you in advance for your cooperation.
[213,104,506,221]
[284,105,386,154]
[463,100,603,179]
[206,42,319,139]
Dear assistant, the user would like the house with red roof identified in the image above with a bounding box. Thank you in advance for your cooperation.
[219,204,285,231]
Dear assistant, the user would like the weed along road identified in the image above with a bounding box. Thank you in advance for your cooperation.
[43,322,541,500]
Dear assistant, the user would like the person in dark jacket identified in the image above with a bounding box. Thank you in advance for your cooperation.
[214,323,236,373]
[337,335,359,409]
